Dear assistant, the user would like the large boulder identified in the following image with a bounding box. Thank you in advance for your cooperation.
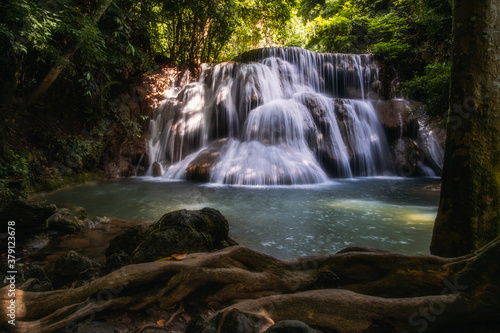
[0,198,57,239]
[106,208,238,267]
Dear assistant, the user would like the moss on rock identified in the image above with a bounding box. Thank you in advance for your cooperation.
[105,207,238,268]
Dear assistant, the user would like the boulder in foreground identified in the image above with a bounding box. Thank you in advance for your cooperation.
[105,207,238,267]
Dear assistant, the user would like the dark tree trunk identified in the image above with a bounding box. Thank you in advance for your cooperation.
[431,0,500,257]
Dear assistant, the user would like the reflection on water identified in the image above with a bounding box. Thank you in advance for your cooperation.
[38,177,441,259]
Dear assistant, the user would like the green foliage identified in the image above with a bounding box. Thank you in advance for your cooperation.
[300,0,451,62]
[0,149,32,199]
[147,0,296,65]
[0,150,30,182]
[0,0,60,55]
[297,0,452,125]
[402,62,451,123]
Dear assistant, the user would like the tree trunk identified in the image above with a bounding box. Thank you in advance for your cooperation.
[431,0,500,257]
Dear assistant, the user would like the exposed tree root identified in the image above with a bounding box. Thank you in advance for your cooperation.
[2,238,500,333]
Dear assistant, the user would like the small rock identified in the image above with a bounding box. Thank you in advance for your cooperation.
[104,250,131,273]
[53,250,101,288]
[152,161,163,177]
[131,208,238,264]
[79,216,111,229]
[46,208,81,234]
[106,224,150,258]
[1,263,52,292]
[217,309,273,333]
[74,321,117,333]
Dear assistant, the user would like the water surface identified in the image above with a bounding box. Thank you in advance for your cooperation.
[40,177,440,258]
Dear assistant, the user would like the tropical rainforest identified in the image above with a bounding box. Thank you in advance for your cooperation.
[1,0,500,332]
[0,0,453,200]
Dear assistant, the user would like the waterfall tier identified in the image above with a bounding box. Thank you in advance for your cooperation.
[146,47,441,185]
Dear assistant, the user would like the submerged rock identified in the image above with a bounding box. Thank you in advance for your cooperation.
[105,208,238,268]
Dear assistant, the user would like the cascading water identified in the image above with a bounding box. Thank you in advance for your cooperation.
[146,47,395,185]
[417,120,445,176]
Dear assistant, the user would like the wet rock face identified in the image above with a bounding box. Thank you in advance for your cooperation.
[152,161,163,177]
[371,99,419,142]
[105,208,238,268]
[186,139,231,182]
[392,137,420,177]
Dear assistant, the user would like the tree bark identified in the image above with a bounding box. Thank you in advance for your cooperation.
[431,0,500,257]
[1,240,500,333]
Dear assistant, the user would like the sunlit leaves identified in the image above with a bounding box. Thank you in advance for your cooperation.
[147,0,296,64]
[0,0,60,55]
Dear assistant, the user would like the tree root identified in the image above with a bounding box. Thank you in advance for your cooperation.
[2,239,500,333]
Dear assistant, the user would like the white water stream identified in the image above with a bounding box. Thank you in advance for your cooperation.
[146,48,395,184]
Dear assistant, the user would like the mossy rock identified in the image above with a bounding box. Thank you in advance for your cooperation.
[46,208,81,234]
[105,208,238,267]
[105,223,150,258]
[53,250,101,288]
[104,250,131,274]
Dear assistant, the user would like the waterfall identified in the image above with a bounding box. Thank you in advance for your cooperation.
[146,47,395,185]
[417,120,445,176]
